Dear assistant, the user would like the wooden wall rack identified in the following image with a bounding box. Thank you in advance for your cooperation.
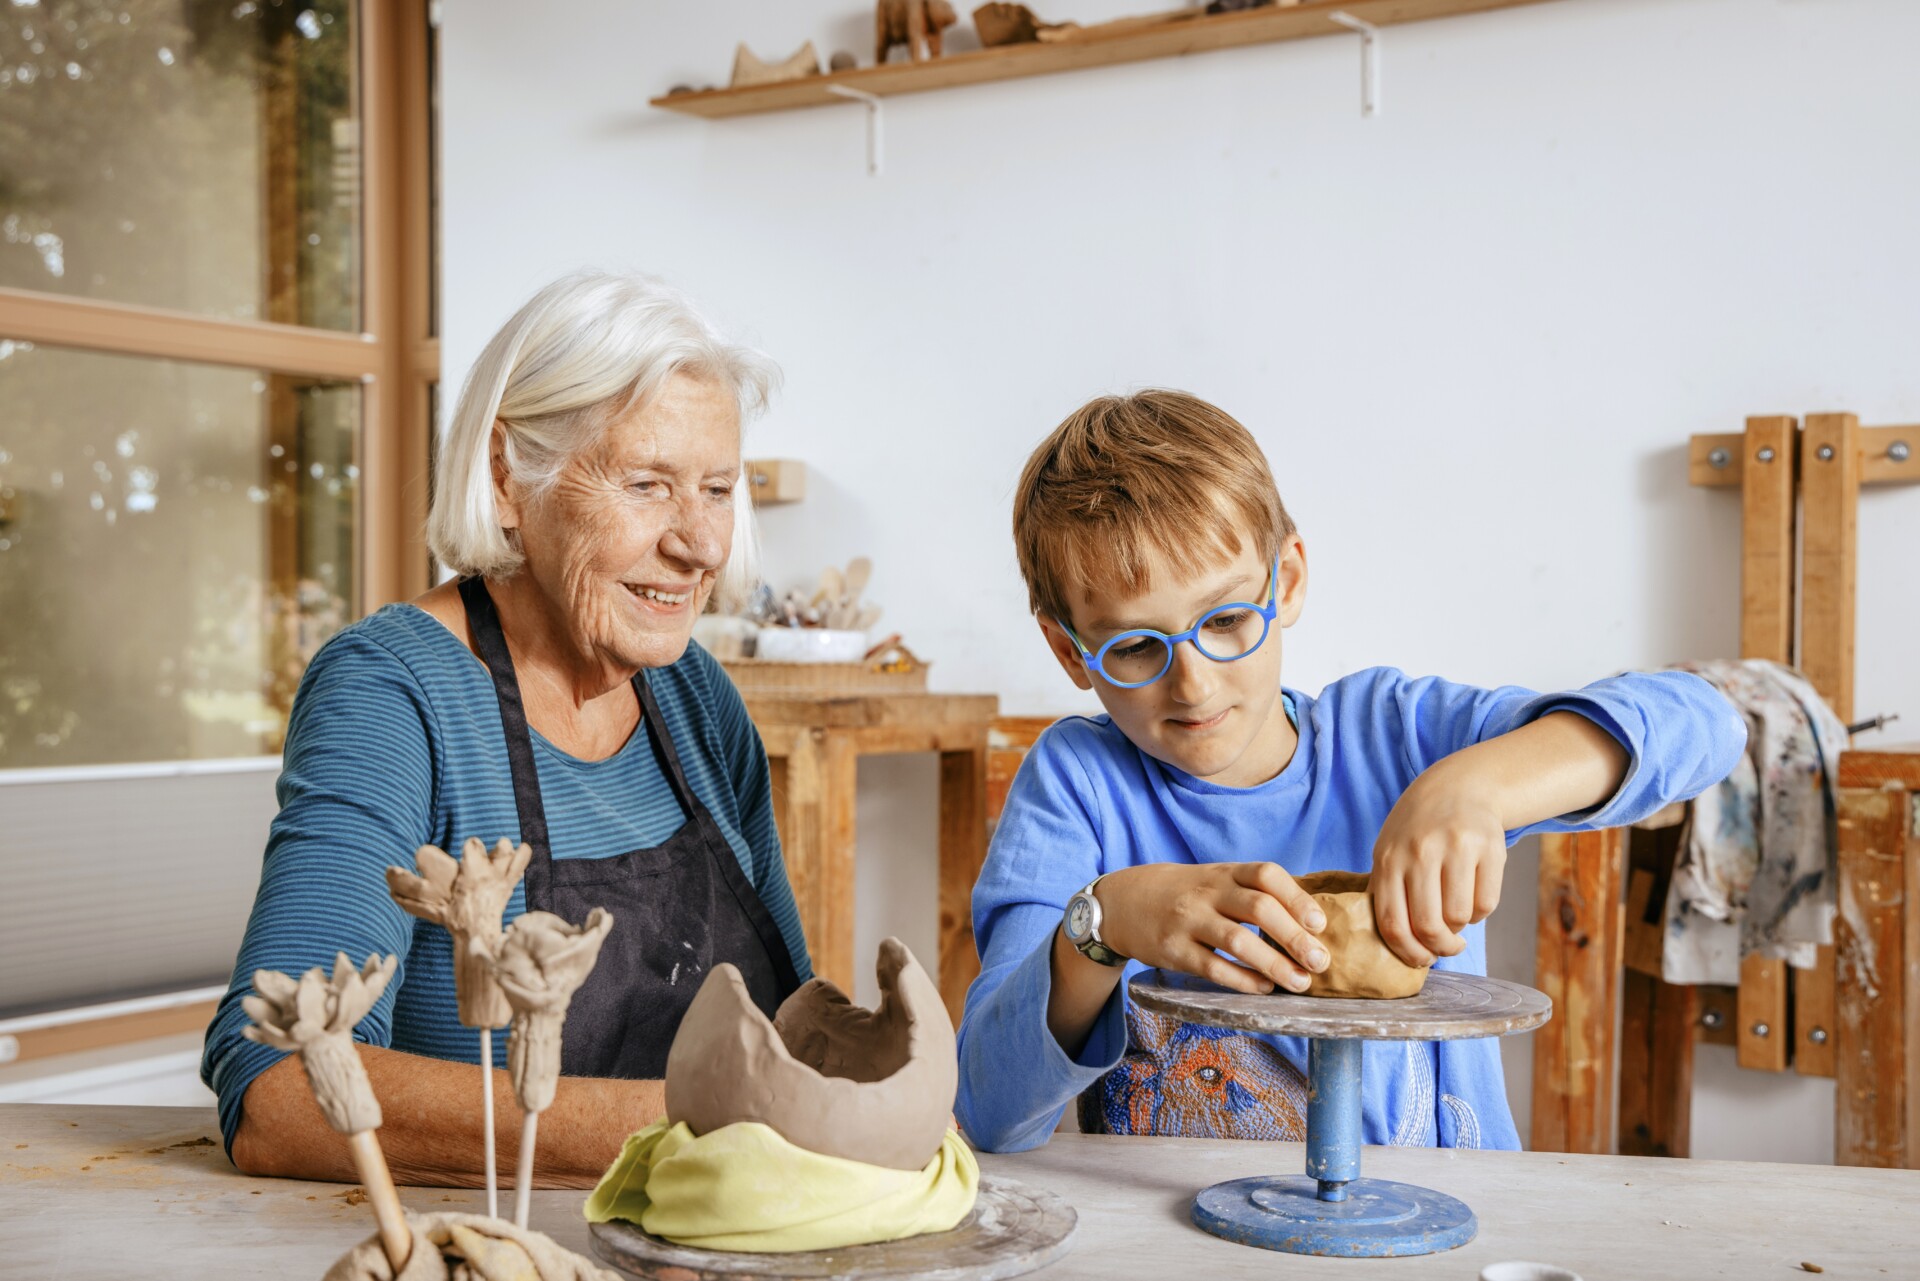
[651,0,1561,120]
[1532,413,1920,1167]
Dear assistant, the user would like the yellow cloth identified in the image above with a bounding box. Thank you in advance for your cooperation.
[584,1120,979,1253]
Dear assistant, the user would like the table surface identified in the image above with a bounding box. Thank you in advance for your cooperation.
[4,1104,1914,1280]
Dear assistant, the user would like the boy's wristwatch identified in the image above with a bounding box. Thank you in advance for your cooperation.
[1063,875,1127,967]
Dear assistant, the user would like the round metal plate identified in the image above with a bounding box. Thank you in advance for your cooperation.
[587,1175,1077,1281]
[1192,1175,1477,1257]
[1129,968,1551,1041]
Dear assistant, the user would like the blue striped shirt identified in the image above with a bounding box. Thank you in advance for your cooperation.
[200,603,811,1152]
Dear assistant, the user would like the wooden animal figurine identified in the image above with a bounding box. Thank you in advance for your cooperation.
[386,837,531,1220]
[876,0,957,63]
[244,954,411,1272]
[474,908,615,1229]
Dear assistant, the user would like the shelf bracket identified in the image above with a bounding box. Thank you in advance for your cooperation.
[826,84,884,176]
[1329,12,1382,118]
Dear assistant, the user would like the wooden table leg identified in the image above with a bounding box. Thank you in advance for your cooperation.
[938,739,989,1026]
[1620,970,1696,1157]
[774,729,859,994]
[1835,785,1908,1167]
[1532,829,1624,1153]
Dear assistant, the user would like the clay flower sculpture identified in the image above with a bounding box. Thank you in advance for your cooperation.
[473,908,614,1228]
[386,837,531,1218]
[244,953,412,1272]
[665,936,957,1171]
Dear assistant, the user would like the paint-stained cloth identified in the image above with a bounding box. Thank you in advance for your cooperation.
[1661,659,1849,983]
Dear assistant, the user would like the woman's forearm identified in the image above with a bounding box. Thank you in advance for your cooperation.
[231,1044,664,1188]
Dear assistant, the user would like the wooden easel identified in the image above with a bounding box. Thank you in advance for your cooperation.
[1531,413,1919,1164]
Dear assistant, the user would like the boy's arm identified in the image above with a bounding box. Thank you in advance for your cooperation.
[957,727,1329,1152]
[1367,669,1746,966]
[956,728,1127,1152]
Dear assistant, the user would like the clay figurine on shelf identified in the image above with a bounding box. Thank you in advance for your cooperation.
[473,908,615,1229]
[829,49,859,72]
[973,2,1045,46]
[730,40,822,89]
[386,838,532,1219]
[584,938,979,1253]
[876,0,958,63]
[1262,871,1432,999]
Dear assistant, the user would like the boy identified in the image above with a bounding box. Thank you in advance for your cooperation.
[956,390,1744,1153]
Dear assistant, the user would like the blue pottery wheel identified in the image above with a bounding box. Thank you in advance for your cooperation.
[1130,969,1551,1259]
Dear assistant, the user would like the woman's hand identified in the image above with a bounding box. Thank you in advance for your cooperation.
[1370,767,1508,968]
[1097,862,1331,994]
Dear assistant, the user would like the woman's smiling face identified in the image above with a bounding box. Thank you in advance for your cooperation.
[503,371,742,678]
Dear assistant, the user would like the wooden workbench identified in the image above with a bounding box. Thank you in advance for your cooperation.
[739,691,998,1022]
[6,1104,1913,1278]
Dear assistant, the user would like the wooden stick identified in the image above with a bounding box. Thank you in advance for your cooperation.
[347,1129,412,1272]
[514,1111,539,1229]
[481,1031,498,1220]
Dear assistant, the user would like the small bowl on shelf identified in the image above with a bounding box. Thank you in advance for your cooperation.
[754,627,869,663]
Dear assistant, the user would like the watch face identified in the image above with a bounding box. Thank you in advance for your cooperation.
[1065,895,1092,941]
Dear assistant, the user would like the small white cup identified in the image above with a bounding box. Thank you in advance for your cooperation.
[1480,1264,1583,1281]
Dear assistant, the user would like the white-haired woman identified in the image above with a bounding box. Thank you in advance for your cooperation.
[201,272,811,1185]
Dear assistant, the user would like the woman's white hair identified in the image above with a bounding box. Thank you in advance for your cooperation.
[428,270,778,613]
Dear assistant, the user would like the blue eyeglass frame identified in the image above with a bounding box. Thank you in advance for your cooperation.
[1058,557,1282,690]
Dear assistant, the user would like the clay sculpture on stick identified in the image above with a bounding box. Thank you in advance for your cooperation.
[586,938,977,1253]
[244,954,413,1272]
[1280,871,1431,999]
[473,908,615,1229]
[386,838,531,1219]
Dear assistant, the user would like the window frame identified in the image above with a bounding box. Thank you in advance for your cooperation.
[0,0,439,611]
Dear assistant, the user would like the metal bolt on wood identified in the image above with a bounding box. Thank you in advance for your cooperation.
[1700,1009,1724,1029]
[1757,447,1776,463]
[1808,1027,1829,1045]
[1752,1022,1770,1038]
[1817,444,1836,461]
[1708,448,1731,469]
[1890,440,1911,462]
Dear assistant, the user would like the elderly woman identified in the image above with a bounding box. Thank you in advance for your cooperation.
[200,272,810,1185]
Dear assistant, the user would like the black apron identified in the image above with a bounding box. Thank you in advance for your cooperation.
[459,577,801,1078]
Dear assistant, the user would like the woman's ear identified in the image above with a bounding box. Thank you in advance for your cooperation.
[1039,616,1095,692]
[1276,532,1308,628]
[490,421,521,532]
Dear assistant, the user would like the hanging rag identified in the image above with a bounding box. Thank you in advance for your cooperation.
[1660,660,1848,984]
[584,1120,979,1253]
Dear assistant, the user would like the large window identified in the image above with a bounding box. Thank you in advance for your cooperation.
[0,0,436,770]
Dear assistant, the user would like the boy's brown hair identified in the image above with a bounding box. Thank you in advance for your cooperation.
[1013,389,1295,625]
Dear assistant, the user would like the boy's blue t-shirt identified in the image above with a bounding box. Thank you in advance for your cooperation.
[957,666,1747,1154]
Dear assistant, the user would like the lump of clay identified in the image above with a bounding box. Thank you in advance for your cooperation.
[323,1211,618,1281]
[664,937,955,1172]
[1292,871,1430,1000]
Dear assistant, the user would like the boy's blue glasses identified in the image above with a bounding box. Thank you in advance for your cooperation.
[1058,558,1281,690]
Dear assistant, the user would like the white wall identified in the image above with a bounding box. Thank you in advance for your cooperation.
[441,0,1920,1163]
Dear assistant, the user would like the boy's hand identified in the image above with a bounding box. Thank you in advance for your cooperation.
[1370,769,1508,968]
[1095,862,1330,994]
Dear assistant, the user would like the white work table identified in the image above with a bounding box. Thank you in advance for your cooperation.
[2,1104,1911,1279]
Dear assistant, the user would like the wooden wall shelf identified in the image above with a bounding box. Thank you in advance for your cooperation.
[651,0,1560,119]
